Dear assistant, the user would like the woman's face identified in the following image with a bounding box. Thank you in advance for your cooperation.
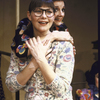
[53,1,65,26]
[27,6,55,34]
[95,73,99,89]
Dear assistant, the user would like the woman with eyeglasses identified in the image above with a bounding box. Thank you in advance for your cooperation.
[11,0,75,59]
[6,0,75,99]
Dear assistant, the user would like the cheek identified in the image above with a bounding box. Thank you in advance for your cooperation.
[30,13,37,22]
[55,13,59,18]
[53,17,55,22]
[50,17,54,23]
[62,12,65,18]
[31,16,36,21]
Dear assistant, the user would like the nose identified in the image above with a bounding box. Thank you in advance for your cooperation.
[59,10,64,16]
[41,11,47,18]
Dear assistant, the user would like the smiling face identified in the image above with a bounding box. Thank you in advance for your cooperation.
[27,6,55,37]
[53,1,65,26]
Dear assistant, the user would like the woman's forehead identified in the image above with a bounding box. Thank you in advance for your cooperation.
[35,6,53,9]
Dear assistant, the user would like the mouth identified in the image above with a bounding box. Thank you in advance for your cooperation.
[38,21,48,25]
[55,18,62,22]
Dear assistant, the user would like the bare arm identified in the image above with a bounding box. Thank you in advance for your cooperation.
[28,31,75,57]
[26,36,56,84]
[43,31,76,56]
[17,39,52,85]
[44,31,74,44]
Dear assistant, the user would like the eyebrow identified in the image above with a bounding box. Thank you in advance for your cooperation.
[54,6,65,8]
[40,8,52,10]
[35,7,52,10]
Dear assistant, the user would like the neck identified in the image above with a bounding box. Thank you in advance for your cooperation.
[33,29,51,41]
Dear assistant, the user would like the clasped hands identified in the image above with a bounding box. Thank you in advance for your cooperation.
[25,36,52,62]
[25,31,76,62]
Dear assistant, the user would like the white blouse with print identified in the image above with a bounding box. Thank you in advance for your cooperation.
[6,41,75,100]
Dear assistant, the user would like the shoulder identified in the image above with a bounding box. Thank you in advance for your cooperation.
[16,18,30,32]
[60,22,67,28]
[51,41,73,51]
[52,41,72,47]
[60,22,68,31]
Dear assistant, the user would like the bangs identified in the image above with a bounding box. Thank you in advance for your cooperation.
[29,0,55,13]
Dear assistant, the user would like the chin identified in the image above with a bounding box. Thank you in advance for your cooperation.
[38,28,48,32]
[54,22,62,26]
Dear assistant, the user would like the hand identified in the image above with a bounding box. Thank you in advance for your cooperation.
[44,31,74,45]
[54,31,74,44]
[73,46,76,56]
[42,40,52,59]
[25,36,51,61]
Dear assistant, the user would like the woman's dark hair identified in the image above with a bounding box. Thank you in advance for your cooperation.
[53,0,65,2]
[28,0,55,13]
[53,0,66,6]
[85,61,99,85]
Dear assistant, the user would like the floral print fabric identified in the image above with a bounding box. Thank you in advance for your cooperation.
[11,18,68,58]
[6,40,75,100]
[52,22,68,32]
[11,18,31,58]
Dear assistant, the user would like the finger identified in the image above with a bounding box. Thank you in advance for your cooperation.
[45,53,52,60]
[42,40,45,45]
[25,40,31,49]
[45,48,52,56]
[46,40,51,49]
[70,36,74,44]
[44,40,51,53]
[44,40,50,46]
[74,51,76,55]
[42,39,49,46]
[32,37,37,46]
[73,46,75,49]
[73,49,76,55]
[29,38,34,47]
[68,36,74,45]
[73,46,76,51]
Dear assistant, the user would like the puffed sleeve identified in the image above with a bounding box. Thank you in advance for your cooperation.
[11,18,30,58]
[47,41,75,98]
[5,51,26,92]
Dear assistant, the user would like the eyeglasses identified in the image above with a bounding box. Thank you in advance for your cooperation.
[33,8,54,18]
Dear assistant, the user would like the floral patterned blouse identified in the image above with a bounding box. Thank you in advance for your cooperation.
[6,40,75,100]
[11,18,68,59]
